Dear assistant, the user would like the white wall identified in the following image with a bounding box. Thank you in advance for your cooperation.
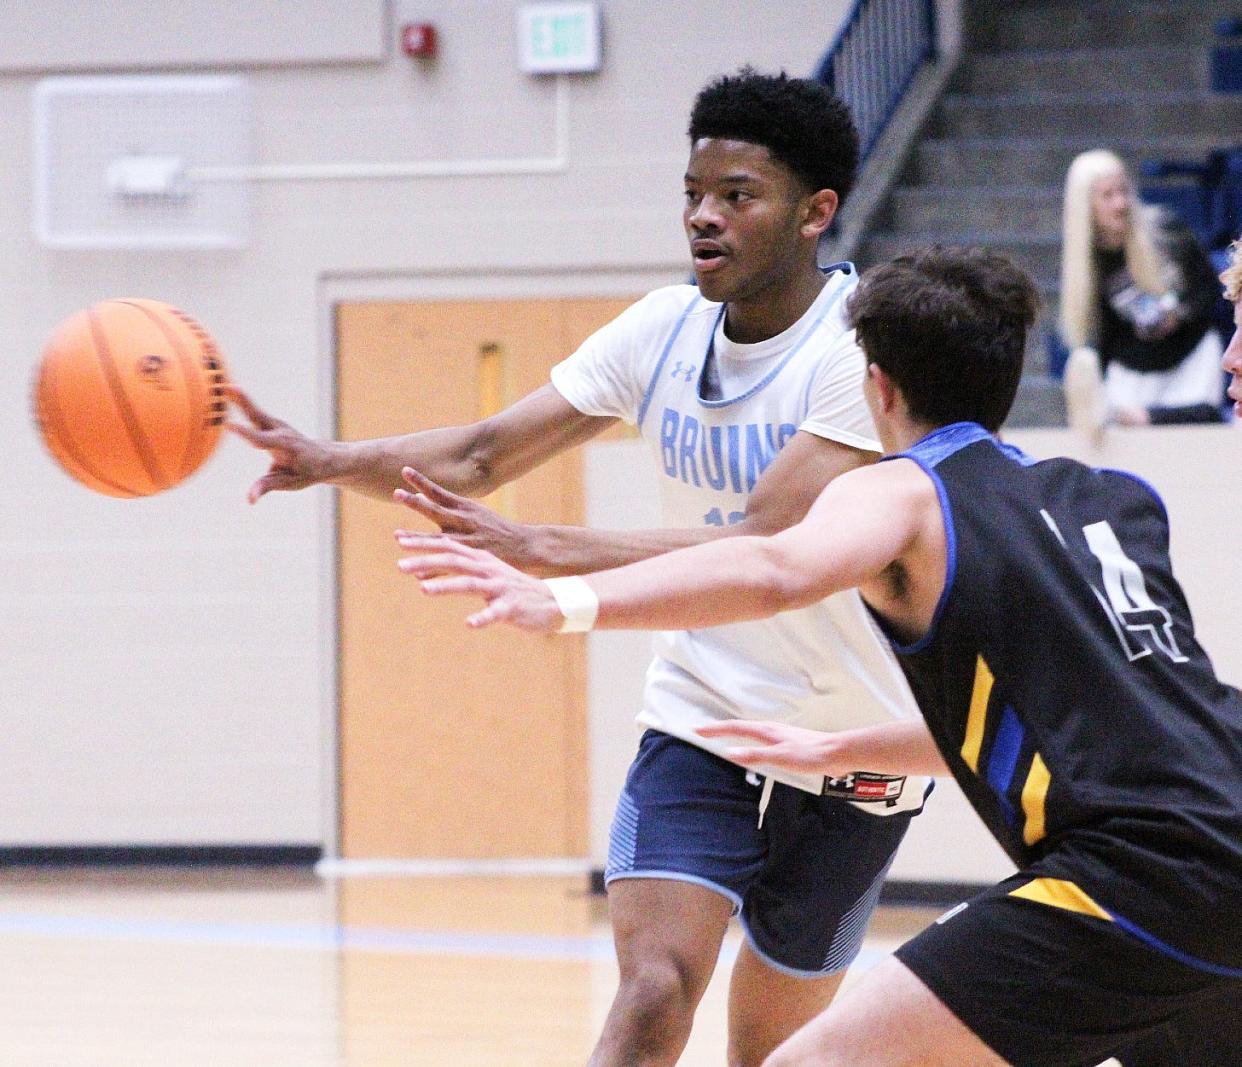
[0,2,387,71]
[1,1,855,847]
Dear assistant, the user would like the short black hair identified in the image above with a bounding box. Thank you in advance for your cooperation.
[688,68,859,205]
[847,247,1041,433]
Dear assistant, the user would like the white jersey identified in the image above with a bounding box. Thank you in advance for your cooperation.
[551,267,927,813]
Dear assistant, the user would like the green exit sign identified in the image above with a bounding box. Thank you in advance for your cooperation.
[518,3,602,73]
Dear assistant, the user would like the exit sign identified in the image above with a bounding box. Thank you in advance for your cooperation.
[518,3,602,73]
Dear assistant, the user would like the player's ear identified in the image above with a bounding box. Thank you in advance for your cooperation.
[867,362,899,414]
[800,188,839,239]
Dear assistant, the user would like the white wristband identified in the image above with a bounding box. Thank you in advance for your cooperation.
[544,576,599,633]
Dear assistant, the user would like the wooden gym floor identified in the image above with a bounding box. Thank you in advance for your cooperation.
[0,866,942,1066]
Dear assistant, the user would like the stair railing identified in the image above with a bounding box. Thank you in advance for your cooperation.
[815,0,938,164]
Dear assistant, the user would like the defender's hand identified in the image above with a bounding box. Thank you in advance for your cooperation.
[397,536,564,632]
[394,467,541,571]
[697,720,849,776]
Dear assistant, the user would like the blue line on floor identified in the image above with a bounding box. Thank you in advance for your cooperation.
[0,912,890,970]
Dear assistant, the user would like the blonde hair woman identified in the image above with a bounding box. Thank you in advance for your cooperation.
[1059,149,1225,441]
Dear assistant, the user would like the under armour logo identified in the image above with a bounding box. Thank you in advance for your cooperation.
[669,361,696,381]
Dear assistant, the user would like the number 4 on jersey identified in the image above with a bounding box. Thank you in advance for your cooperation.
[1042,511,1188,664]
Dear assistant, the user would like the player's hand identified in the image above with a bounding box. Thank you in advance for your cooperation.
[394,467,542,571]
[1136,308,1180,341]
[225,386,339,503]
[697,720,850,776]
[1112,405,1151,427]
[397,535,564,632]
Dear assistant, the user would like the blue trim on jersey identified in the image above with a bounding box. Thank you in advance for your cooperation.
[795,265,853,420]
[875,424,1037,654]
[986,706,1024,827]
[878,455,958,655]
[1097,468,1169,522]
[1107,909,1242,978]
[996,439,1038,467]
[636,294,701,431]
[900,421,991,466]
[890,422,1039,469]
[697,271,857,410]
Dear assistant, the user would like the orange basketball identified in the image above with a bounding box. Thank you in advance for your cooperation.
[32,299,230,497]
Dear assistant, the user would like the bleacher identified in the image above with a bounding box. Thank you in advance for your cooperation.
[856,0,1242,427]
[1141,143,1242,346]
[1132,14,1242,365]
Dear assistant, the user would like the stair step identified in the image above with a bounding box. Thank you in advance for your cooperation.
[958,46,1210,95]
[887,185,1062,235]
[910,135,1229,187]
[886,174,1206,236]
[934,91,1242,140]
[861,232,1063,293]
[969,0,1241,52]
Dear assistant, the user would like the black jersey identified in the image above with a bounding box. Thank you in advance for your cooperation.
[880,422,1242,973]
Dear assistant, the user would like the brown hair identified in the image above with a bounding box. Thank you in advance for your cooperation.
[848,246,1040,432]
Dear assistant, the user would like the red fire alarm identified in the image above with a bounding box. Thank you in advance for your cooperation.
[401,22,438,58]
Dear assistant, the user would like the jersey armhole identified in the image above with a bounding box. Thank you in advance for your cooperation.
[635,294,701,430]
[795,423,881,453]
[872,456,958,655]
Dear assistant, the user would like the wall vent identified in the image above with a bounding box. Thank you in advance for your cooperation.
[33,75,253,249]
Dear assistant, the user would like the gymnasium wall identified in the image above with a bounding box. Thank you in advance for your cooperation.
[0,0,876,848]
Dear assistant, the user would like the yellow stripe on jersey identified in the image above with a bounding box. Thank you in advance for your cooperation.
[1021,753,1051,846]
[1010,878,1113,921]
[961,656,994,773]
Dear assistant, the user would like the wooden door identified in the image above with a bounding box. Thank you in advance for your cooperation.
[336,296,635,858]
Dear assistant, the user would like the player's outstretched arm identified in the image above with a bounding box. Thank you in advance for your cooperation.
[394,431,873,576]
[696,719,950,778]
[226,383,611,504]
[401,459,928,632]
[398,539,569,631]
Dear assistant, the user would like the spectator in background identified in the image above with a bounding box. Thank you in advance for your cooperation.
[1059,149,1225,443]
[1221,238,1242,418]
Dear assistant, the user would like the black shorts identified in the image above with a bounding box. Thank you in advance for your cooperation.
[895,871,1242,1067]
[1111,985,1242,1065]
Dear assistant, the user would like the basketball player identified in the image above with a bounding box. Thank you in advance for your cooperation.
[400,246,1242,1067]
[230,70,943,1067]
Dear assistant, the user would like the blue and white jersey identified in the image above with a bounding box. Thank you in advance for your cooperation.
[552,269,926,812]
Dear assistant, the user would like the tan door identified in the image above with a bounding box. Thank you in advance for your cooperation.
[336,296,635,858]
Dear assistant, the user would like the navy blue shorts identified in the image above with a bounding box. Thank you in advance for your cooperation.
[606,730,916,977]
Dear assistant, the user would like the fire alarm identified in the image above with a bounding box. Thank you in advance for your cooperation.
[401,23,437,58]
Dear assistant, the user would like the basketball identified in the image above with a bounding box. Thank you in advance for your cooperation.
[32,299,230,497]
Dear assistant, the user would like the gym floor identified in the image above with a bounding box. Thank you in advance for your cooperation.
[0,867,941,1065]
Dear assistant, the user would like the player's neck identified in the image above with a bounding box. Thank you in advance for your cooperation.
[880,416,938,455]
[723,267,826,344]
